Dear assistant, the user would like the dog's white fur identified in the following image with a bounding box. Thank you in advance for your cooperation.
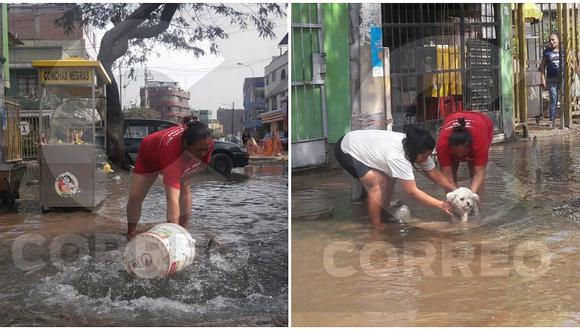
[446,187,480,222]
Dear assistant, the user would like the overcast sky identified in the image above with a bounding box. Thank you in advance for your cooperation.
[95,5,287,119]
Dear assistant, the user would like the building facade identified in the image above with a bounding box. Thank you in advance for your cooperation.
[7,4,98,108]
[192,109,209,124]
[261,34,288,135]
[242,77,266,133]
[291,3,514,169]
[6,4,97,159]
[140,81,191,123]
[217,108,244,137]
[208,119,223,137]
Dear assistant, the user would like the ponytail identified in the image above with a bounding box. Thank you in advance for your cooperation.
[182,116,211,146]
[448,117,472,147]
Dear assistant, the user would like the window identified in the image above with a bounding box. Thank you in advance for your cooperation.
[281,69,286,80]
[271,72,276,82]
[125,125,149,139]
[17,74,38,97]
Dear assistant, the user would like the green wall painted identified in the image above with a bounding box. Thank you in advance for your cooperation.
[291,3,352,144]
[322,3,351,143]
[291,3,324,142]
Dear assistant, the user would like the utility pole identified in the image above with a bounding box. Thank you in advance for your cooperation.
[516,4,528,137]
[119,60,123,111]
[231,101,235,139]
[144,66,149,109]
[0,5,5,163]
[237,62,255,134]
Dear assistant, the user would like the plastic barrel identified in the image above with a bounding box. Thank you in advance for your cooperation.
[124,223,196,279]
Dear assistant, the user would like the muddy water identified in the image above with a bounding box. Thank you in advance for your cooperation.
[292,134,580,326]
[0,163,288,326]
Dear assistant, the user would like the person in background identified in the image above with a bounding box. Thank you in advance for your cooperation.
[334,126,456,227]
[540,32,564,128]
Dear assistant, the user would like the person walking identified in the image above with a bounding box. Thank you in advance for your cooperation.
[540,32,564,128]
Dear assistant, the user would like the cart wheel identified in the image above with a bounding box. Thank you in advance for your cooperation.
[41,207,51,214]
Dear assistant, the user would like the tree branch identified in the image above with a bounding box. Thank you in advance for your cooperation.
[111,35,129,62]
[128,4,180,39]
[98,3,161,68]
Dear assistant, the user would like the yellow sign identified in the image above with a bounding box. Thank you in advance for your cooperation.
[39,68,94,85]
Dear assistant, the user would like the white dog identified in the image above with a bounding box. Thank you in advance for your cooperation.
[446,187,480,222]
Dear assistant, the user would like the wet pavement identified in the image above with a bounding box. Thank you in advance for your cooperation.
[292,133,580,326]
[0,163,288,326]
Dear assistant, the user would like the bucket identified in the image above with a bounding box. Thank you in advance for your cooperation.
[124,223,196,279]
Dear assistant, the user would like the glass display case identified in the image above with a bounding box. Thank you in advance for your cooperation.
[32,59,111,212]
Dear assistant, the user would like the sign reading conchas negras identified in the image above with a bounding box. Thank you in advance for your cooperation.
[39,68,94,85]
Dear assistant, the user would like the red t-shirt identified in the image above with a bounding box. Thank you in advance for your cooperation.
[436,111,494,167]
[134,125,213,189]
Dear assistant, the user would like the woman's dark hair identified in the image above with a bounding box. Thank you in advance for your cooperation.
[448,117,472,147]
[402,124,435,164]
[182,116,211,146]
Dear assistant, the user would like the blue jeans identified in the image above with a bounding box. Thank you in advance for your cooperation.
[547,78,560,121]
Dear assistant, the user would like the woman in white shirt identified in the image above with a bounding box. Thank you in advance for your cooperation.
[335,125,456,227]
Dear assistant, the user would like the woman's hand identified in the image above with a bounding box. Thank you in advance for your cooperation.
[439,200,453,216]
[401,179,452,215]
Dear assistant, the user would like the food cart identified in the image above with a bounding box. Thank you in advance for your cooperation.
[31,59,111,213]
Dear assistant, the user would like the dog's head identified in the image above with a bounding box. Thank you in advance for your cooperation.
[446,187,480,217]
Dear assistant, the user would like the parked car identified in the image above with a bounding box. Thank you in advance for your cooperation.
[123,119,249,174]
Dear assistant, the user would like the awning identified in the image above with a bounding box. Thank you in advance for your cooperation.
[259,109,287,124]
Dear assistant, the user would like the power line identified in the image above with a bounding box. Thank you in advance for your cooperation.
[108,56,272,73]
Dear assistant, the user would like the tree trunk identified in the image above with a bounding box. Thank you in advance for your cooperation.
[97,4,162,168]
[104,73,125,168]
[96,4,179,169]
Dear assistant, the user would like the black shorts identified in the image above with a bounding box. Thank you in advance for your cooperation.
[334,135,372,179]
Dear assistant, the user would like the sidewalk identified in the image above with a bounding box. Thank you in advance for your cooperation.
[249,153,288,163]
[516,116,580,139]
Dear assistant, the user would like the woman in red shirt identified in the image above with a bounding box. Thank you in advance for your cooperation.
[436,112,493,198]
[126,116,213,239]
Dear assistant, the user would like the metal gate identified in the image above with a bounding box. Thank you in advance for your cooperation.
[1,100,22,162]
[291,3,328,168]
[381,3,502,134]
[20,111,50,159]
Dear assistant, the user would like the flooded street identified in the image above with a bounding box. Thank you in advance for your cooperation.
[292,133,580,326]
[0,163,288,326]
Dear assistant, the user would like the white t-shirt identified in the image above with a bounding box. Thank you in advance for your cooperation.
[340,130,435,180]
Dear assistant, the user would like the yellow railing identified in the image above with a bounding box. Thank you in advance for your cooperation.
[2,100,22,162]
